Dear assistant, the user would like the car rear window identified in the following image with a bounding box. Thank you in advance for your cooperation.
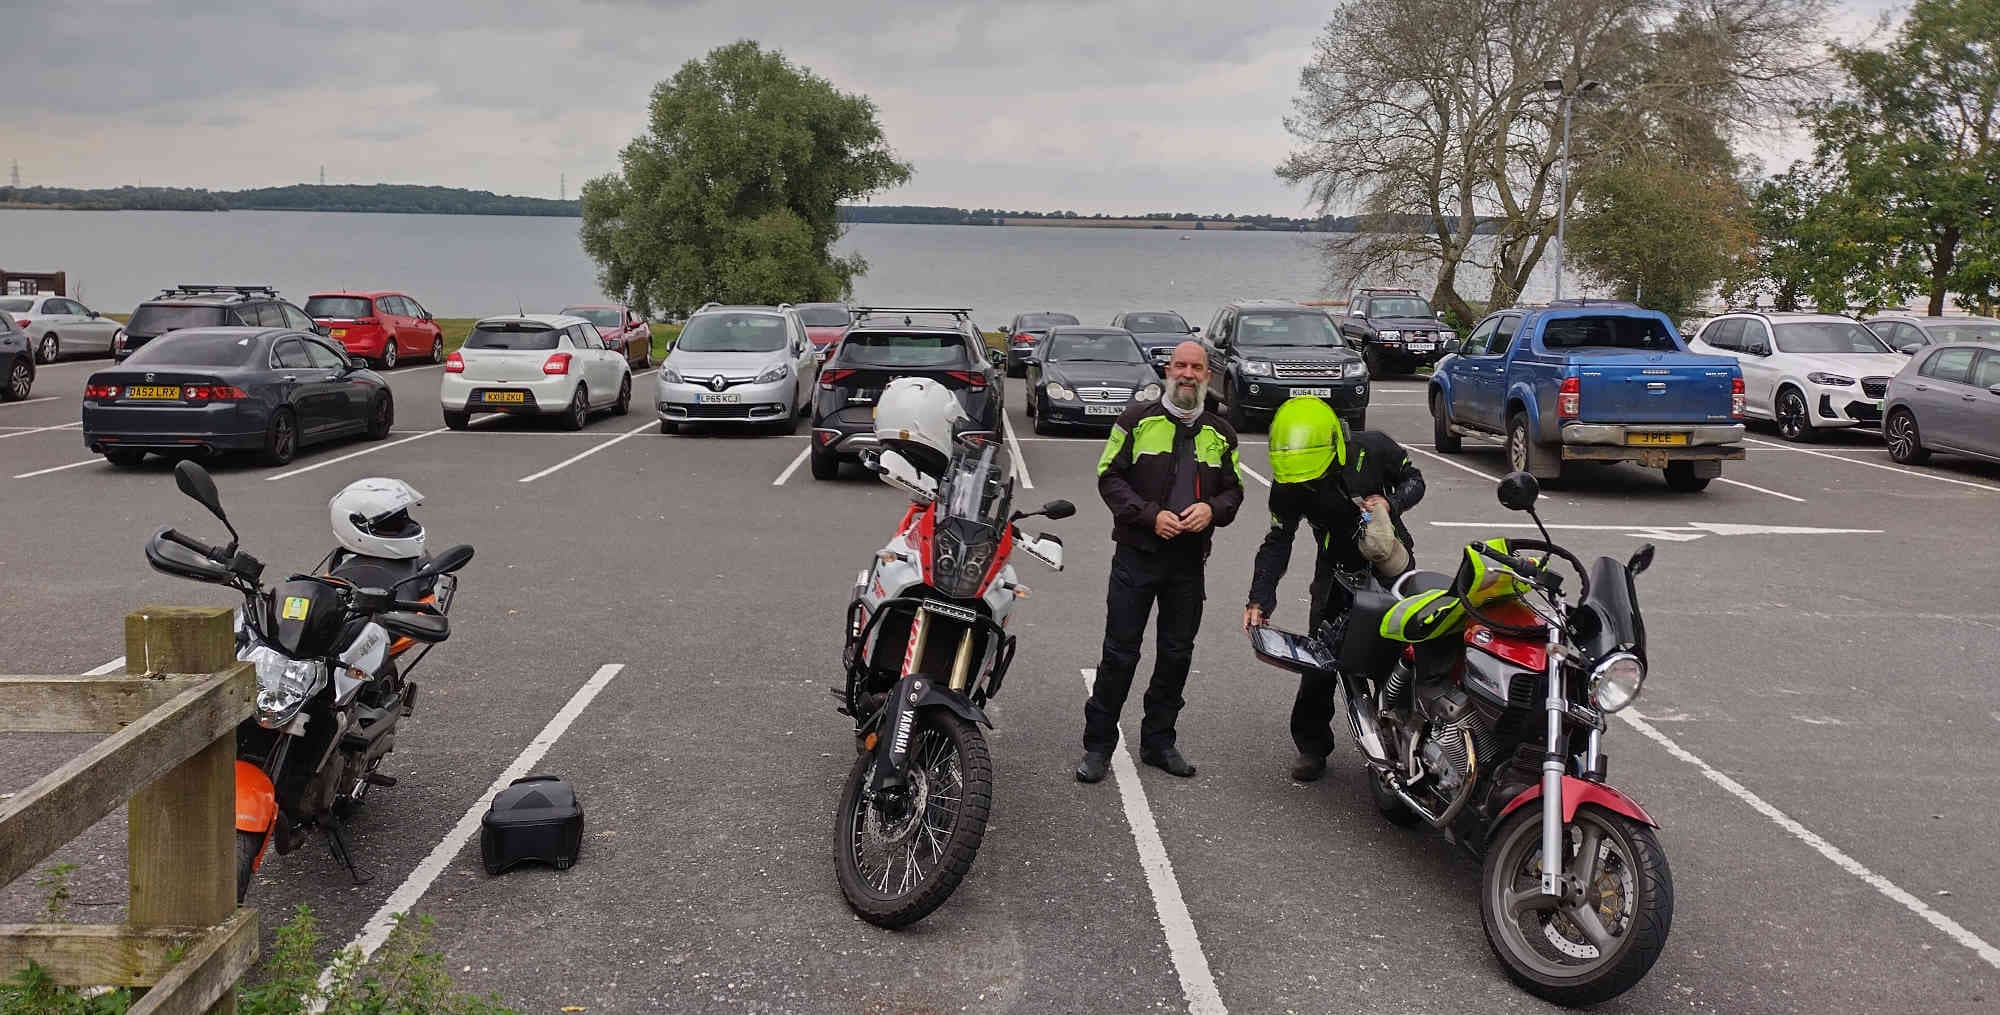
[837,332,973,368]
[1017,313,1078,331]
[1540,315,1677,351]
[304,296,373,319]
[127,305,229,336]
[797,306,853,328]
[1123,313,1188,334]
[122,331,264,367]
[0,298,33,313]
[465,323,561,350]
[1930,322,2000,345]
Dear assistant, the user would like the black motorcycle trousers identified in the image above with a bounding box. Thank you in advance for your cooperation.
[1292,561,1353,759]
[1085,542,1206,756]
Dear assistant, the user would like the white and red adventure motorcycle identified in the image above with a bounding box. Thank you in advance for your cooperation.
[831,378,1073,927]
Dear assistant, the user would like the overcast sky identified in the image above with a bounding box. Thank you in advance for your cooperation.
[2,0,1903,216]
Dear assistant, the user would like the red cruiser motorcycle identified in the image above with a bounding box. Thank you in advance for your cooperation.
[1250,471,1670,1006]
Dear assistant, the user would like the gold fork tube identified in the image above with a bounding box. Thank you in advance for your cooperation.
[901,610,930,677]
[947,627,976,691]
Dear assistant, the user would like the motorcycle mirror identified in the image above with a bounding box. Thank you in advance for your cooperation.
[174,460,227,523]
[432,544,476,574]
[1497,471,1540,512]
[1628,543,1655,575]
[1042,499,1076,520]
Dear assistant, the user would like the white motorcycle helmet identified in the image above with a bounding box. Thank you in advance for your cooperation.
[873,376,967,476]
[330,478,427,560]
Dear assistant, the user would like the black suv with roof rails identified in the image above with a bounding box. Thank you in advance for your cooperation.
[809,306,1002,480]
[1335,286,1458,377]
[1203,299,1370,431]
[116,285,326,361]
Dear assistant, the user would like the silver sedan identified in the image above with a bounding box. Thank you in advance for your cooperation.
[1883,343,2000,466]
[0,294,123,362]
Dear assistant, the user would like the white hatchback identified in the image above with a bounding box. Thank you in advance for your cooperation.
[1689,312,1908,441]
[441,314,632,430]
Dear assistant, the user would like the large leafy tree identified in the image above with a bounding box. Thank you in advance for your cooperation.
[581,41,912,317]
[1566,154,1756,319]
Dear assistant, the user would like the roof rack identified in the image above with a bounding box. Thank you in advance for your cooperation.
[1542,298,1641,309]
[156,284,278,299]
[1352,287,1420,297]
[853,306,974,319]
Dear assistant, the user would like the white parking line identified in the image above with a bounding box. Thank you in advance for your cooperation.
[13,457,99,479]
[0,421,80,440]
[517,421,654,483]
[265,428,446,481]
[85,656,126,675]
[1715,477,1806,503]
[1241,462,1270,487]
[315,663,627,1005]
[1001,411,1034,489]
[1618,708,2000,971]
[1406,444,1502,482]
[1744,436,2000,493]
[1081,669,1226,1014]
[772,445,811,486]
[0,396,59,409]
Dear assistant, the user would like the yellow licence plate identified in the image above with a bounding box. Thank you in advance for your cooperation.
[330,328,347,338]
[128,385,181,400]
[1626,432,1689,446]
[483,391,527,404]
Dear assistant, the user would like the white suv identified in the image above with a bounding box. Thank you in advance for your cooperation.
[1688,312,1906,441]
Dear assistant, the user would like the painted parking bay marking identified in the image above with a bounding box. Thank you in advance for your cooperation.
[1429,520,1883,543]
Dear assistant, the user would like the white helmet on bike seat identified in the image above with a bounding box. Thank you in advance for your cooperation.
[874,377,967,476]
[330,478,426,559]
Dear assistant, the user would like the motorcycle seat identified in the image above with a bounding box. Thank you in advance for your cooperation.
[328,552,436,599]
[1391,570,1453,596]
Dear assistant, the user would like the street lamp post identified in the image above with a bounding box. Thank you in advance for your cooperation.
[1543,78,1604,303]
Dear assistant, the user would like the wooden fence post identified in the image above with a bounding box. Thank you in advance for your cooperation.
[124,606,240,1015]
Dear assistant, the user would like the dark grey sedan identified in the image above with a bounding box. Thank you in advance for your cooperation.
[82,327,393,468]
[1883,343,2000,466]
[1023,327,1163,435]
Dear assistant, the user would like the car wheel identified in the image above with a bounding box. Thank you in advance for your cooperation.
[1506,412,1560,481]
[1663,462,1710,492]
[1884,408,1930,464]
[636,341,650,369]
[614,374,632,416]
[1227,388,1253,432]
[1346,410,1366,432]
[443,409,470,431]
[260,409,298,466]
[379,340,398,370]
[1432,394,1461,453]
[104,447,147,468]
[430,337,445,364]
[3,356,33,401]
[659,418,680,435]
[1775,386,1813,442]
[366,392,394,440]
[1032,394,1055,436]
[560,384,589,431]
[810,441,840,480]
[1363,346,1384,379]
[36,334,58,364]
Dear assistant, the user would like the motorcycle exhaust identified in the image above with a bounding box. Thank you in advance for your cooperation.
[1341,676,1393,765]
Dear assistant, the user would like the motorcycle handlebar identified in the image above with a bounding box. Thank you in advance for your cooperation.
[161,527,223,562]
[1475,541,1550,586]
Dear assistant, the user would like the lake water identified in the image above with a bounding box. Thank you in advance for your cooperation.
[0,209,1575,327]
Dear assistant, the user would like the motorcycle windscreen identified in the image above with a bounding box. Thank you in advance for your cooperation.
[267,579,346,659]
[930,437,1013,598]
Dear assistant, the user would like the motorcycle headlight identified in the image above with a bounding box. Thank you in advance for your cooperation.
[755,364,790,384]
[1342,361,1369,379]
[1587,652,1645,713]
[247,645,323,728]
[1807,372,1855,387]
[1241,360,1272,377]
[1136,382,1163,402]
[1045,382,1076,401]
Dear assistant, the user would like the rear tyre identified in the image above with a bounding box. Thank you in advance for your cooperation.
[429,336,445,364]
[810,442,840,480]
[260,409,298,466]
[104,447,147,468]
[1363,346,1385,379]
[1228,389,1252,432]
[561,385,589,431]
[365,392,394,440]
[835,709,993,928]
[1885,408,1930,464]
[235,829,266,904]
[614,375,632,416]
[1480,805,1673,1007]
[1432,393,1461,453]
[37,334,59,364]
[1507,413,1560,483]
[443,409,470,431]
[2,357,31,401]
[379,340,398,370]
[1032,394,1056,436]
[1662,462,1709,492]
[1775,386,1813,442]
[636,341,650,369]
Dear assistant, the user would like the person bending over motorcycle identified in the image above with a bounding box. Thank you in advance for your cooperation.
[1242,396,1425,783]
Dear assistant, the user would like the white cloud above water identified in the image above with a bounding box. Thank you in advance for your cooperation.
[0,0,1911,215]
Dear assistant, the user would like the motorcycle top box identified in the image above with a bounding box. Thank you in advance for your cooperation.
[481,775,585,875]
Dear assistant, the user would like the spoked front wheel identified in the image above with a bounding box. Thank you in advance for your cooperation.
[834,709,992,928]
[1480,804,1673,1007]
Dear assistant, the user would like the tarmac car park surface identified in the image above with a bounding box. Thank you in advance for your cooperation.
[3,358,1998,1014]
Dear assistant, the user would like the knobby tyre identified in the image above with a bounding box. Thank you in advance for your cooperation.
[235,829,267,903]
[834,709,993,928]
[1479,804,1673,1007]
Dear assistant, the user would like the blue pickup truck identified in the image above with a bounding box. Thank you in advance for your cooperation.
[1429,303,1747,492]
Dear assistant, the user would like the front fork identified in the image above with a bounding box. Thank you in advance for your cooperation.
[1539,607,1568,897]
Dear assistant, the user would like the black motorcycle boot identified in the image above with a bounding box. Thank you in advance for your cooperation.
[1140,746,1197,778]
[1291,752,1328,783]
[1076,751,1111,784]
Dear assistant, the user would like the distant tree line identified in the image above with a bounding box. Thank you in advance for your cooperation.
[833,204,1504,233]
[0,184,582,216]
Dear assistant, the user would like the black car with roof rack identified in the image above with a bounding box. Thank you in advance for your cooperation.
[809,307,1002,480]
[1335,286,1458,377]
[115,285,327,361]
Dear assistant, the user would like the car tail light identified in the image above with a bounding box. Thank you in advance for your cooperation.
[542,353,572,375]
[185,385,249,402]
[946,370,987,389]
[1015,332,1037,343]
[1730,376,1746,419]
[444,352,465,373]
[1557,376,1580,419]
[86,383,120,399]
[13,319,28,329]
[819,368,855,390]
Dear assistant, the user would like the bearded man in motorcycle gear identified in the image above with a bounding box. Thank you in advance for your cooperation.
[1242,396,1425,782]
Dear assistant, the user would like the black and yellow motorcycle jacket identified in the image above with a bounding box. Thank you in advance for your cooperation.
[1096,401,1245,555]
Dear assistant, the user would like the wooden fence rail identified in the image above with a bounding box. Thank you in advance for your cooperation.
[0,606,258,1014]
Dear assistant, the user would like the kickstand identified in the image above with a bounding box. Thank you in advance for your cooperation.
[325,817,375,886]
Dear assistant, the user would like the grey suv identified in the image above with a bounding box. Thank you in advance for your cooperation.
[1204,299,1370,431]
[117,285,325,360]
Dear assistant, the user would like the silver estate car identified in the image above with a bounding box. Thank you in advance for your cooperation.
[1865,314,2000,354]
[1883,343,2000,466]
[657,304,821,434]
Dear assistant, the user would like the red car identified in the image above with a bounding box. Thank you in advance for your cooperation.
[303,291,445,369]
[794,302,854,357]
[560,304,653,368]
